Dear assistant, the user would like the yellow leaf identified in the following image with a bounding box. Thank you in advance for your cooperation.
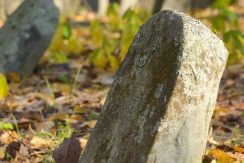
[73,105,86,114]
[0,74,9,99]
[56,83,71,95]
[30,136,53,148]
[208,149,236,163]
[6,72,21,83]
[90,49,107,68]
[84,120,97,128]
[233,146,244,153]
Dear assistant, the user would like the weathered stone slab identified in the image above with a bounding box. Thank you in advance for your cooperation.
[0,0,59,77]
[80,10,228,163]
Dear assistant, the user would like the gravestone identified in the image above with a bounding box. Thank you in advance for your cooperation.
[80,10,228,163]
[0,0,59,77]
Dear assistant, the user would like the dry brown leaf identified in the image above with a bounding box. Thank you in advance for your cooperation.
[30,136,53,149]
[31,92,55,106]
[6,72,21,83]
[84,120,97,128]
[13,144,32,163]
[0,131,20,144]
[78,138,88,150]
[48,113,68,121]
[228,152,244,161]
[55,83,72,95]
[73,105,86,114]
[5,141,21,159]
[34,121,55,133]
[18,144,29,156]
[70,114,84,123]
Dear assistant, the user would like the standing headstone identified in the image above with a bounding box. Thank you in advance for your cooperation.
[80,10,228,163]
[0,0,59,77]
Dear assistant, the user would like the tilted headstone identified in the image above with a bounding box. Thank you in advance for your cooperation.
[0,0,59,77]
[80,10,228,163]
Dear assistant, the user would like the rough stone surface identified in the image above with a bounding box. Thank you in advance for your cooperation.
[0,0,59,77]
[80,10,228,163]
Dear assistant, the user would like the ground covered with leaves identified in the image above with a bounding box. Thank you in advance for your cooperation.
[0,59,243,163]
[0,2,243,163]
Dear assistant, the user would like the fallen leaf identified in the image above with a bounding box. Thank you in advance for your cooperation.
[228,152,244,161]
[73,105,86,114]
[31,92,55,106]
[0,147,5,159]
[233,146,244,153]
[6,72,21,83]
[14,144,30,163]
[0,131,20,144]
[48,113,68,121]
[18,144,29,156]
[30,136,53,149]
[34,121,55,132]
[53,136,81,163]
[84,120,97,128]
[5,141,21,159]
[78,138,88,150]
[70,114,84,122]
[208,149,236,163]
[0,74,9,100]
[55,83,72,95]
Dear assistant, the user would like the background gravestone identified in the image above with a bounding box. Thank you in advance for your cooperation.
[80,10,228,163]
[0,0,59,77]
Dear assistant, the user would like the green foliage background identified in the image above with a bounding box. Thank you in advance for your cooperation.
[49,1,243,71]
[211,0,243,64]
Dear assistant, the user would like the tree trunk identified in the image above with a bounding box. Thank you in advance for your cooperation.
[0,0,59,77]
[80,10,228,163]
